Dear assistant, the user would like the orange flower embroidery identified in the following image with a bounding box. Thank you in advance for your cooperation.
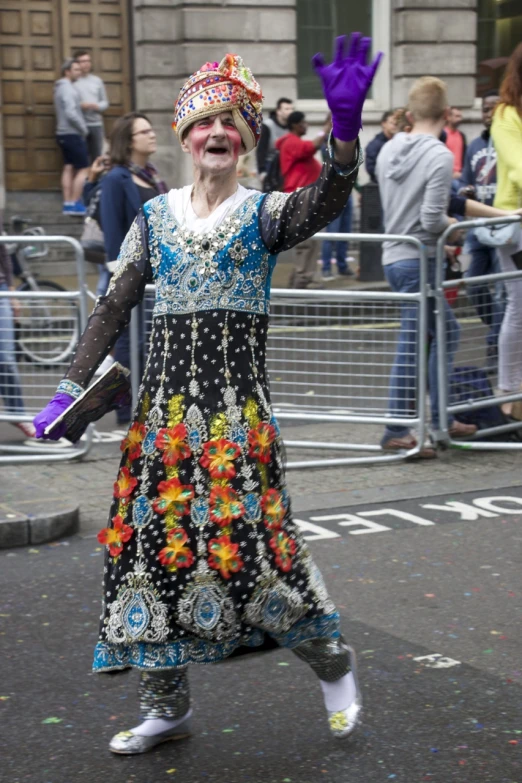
[209,486,245,527]
[248,422,276,464]
[200,439,241,479]
[120,422,146,461]
[208,534,244,579]
[155,424,191,466]
[113,467,138,499]
[152,477,195,517]
[158,527,194,570]
[269,531,297,573]
[261,489,285,529]
[97,514,133,558]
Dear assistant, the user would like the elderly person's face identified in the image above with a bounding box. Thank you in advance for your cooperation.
[181,111,243,174]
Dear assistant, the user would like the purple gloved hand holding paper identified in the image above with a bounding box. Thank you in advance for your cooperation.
[312,33,384,142]
[33,393,74,440]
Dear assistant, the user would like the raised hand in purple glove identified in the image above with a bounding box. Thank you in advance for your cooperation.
[33,393,74,440]
[312,33,384,142]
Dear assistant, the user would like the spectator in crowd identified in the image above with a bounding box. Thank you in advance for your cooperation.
[73,49,110,162]
[365,110,397,182]
[444,106,467,178]
[83,154,111,290]
[276,110,329,288]
[321,193,354,280]
[54,58,89,216]
[376,76,477,457]
[0,214,35,438]
[491,42,522,417]
[320,115,354,280]
[256,97,294,185]
[458,89,503,372]
[393,107,412,134]
[100,112,167,420]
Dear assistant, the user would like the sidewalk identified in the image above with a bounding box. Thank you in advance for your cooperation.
[2,419,522,545]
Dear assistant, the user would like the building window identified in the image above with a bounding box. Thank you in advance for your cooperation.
[297,0,372,100]
[477,0,522,96]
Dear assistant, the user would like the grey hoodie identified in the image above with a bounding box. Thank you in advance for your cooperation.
[375,132,453,265]
[54,78,88,137]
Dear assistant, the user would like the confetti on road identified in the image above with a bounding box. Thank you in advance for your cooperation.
[42,717,62,724]
[222,728,234,733]
[0,696,10,701]
[166,769,176,774]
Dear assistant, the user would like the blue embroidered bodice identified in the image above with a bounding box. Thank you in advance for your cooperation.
[144,192,275,318]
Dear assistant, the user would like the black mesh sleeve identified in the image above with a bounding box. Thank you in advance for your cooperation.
[64,208,152,388]
[259,137,362,254]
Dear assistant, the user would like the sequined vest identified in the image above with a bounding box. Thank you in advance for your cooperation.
[144,192,275,317]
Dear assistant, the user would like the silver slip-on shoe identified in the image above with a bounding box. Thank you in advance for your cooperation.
[109,710,192,755]
[327,646,363,740]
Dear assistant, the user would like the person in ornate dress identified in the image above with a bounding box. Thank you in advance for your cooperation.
[34,35,382,754]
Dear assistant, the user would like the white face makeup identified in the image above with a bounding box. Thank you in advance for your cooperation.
[181,111,243,176]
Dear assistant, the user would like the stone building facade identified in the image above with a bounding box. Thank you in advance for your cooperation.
[131,0,480,188]
[1,0,518,208]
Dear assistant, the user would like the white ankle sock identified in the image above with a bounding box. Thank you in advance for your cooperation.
[320,672,357,712]
[131,710,191,737]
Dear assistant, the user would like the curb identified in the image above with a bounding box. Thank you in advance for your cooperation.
[0,504,80,548]
[291,469,522,515]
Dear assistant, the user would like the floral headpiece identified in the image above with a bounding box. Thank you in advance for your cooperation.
[173,54,263,154]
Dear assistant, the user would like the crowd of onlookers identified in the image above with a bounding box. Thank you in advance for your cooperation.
[3,43,522,445]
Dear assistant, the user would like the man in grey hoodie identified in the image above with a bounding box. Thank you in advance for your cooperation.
[375,76,476,456]
[54,58,89,216]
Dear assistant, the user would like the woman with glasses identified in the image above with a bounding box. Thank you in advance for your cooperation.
[97,113,168,418]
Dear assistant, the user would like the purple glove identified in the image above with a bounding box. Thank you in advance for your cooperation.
[312,33,384,142]
[33,393,74,440]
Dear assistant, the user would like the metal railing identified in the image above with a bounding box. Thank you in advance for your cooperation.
[0,235,94,463]
[130,231,429,467]
[434,216,522,449]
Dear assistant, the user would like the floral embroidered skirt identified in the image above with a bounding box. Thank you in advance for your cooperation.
[93,309,340,672]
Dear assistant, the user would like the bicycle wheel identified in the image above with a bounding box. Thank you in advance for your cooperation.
[16,280,79,365]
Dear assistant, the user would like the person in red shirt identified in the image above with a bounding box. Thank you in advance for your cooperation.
[443,106,467,178]
[276,111,328,288]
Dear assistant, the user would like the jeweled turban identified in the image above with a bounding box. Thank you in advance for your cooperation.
[173,54,263,154]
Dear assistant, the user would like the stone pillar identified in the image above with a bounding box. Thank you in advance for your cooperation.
[0,78,5,211]
[392,0,478,109]
[132,0,297,187]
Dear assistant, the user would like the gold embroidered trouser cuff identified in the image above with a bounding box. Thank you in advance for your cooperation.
[292,636,351,682]
[138,668,190,720]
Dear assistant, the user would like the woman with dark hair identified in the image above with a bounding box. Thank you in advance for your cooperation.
[491,43,522,414]
[98,112,168,410]
[34,36,380,754]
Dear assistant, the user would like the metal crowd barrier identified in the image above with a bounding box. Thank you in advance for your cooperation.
[131,231,429,467]
[0,235,94,463]
[434,216,522,450]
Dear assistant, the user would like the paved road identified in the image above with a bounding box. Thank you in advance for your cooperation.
[1,485,521,783]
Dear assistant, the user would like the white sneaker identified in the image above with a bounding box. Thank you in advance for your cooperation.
[94,354,116,377]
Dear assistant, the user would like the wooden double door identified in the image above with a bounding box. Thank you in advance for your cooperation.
[0,0,132,190]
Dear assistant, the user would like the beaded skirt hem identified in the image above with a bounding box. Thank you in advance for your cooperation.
[93,612,341,672]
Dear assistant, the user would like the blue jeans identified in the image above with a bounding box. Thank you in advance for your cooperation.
[382,259,460,442]
[321,196,352,274]
[0,283,25,414]
[464,245,504,350]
